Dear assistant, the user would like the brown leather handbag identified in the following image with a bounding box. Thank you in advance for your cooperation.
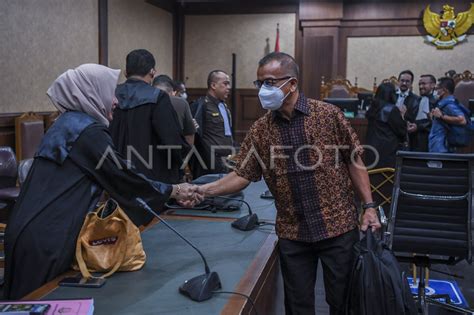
[73,199,146,278]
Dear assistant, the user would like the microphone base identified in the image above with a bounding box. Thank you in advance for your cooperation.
[231,213,259,231]
[179,272,222,302]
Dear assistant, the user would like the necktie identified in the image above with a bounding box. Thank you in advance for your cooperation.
[396,92,407,108]
[218,102,232,137]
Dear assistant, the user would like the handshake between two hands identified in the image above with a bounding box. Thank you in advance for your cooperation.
[171,183,206,208]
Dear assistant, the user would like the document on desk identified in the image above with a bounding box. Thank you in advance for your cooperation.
[0,298,94,315]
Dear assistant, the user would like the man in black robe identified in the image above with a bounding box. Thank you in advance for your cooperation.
[366,83,408,168]
[110,49,188,184]
[4,64,200,300]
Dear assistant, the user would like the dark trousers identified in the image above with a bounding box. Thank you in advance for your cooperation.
[279,228,359,315]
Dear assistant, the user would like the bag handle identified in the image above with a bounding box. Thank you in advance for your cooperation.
[366,228,376,251]
[75,212,128,279]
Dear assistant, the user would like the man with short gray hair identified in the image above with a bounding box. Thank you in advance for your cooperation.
[199,52,380,315]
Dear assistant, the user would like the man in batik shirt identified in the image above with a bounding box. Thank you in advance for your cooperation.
[200,52,380,315]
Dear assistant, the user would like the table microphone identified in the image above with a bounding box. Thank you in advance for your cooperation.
[211,196,259,231]
[136,198,221,302]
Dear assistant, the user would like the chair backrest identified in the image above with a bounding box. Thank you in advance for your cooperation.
[18,158,34,186]
[381,76,399,86]
[0,147,18,189]
[15,112,45,161]
[368,168,395,210]
[320,77,358,100]
[388,151,472,262]
[44,111,60,131]
[453,70,474,109]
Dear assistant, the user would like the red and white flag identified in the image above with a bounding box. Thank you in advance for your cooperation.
[274,23,280,52]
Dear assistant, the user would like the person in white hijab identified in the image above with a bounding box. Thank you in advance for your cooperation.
[47,63,119,126]
[4,64,201,300]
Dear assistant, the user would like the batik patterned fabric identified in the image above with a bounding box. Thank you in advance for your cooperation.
[234,93,363,242]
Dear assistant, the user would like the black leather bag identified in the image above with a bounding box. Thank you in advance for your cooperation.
[345,230,417,315]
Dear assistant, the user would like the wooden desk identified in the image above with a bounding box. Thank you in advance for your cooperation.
[22,181,284,315]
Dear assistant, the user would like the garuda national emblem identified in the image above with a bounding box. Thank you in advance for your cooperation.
[423,3,474,49]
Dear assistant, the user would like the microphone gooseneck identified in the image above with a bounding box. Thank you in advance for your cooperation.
[136,198,210,274]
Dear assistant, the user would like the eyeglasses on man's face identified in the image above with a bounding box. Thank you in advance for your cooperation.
[253,76,292,89]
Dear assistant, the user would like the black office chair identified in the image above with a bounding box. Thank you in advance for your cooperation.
[0,147,20,223]
[387,151,473,314]
[18,158,34,186]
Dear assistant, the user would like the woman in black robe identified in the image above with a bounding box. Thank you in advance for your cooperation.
[4,64,200,300]
[365,83,408,168]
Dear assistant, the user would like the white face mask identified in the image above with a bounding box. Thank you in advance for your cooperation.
[432,90,439,100]
[180,92,188,100]
[258,78,293,111]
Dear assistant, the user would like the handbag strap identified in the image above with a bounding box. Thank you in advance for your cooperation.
[75,212,129,279]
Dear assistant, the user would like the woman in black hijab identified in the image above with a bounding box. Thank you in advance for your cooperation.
[365,82,408,168]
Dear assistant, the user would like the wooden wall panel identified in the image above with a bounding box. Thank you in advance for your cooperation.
[299,1,342,21]
[298,0,474,95]
[183,0,474,150]
[241,95,263,122]
[235,89,265,143]
[186,88,207,105]
[342,1,473,21]
[187,88,264,144]
[302,36,334,99]
[0,130,15,150]
[0,112,55,151]
[0,115,21,150]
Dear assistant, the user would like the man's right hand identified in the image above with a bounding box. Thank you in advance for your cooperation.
[198,172,250,198]
[431,108,443,119]
[360,208,382,232]
[171,183,204,207]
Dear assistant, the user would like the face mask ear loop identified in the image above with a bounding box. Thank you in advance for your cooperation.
[278,77,294,89]
[279,77,294,103]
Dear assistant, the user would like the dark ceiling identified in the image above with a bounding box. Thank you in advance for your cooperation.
[147,0,447,14]
[147,0,300,14]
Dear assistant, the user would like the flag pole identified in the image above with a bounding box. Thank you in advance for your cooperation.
[274,23,280,52]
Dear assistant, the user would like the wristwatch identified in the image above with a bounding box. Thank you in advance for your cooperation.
[362,202,377,210]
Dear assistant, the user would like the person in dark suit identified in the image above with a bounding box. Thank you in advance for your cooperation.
[407,74,436,151]
[395,70,420,125]
[189,70,234,178]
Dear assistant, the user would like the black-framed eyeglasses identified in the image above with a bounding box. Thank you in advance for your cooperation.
[253,76,292,89]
